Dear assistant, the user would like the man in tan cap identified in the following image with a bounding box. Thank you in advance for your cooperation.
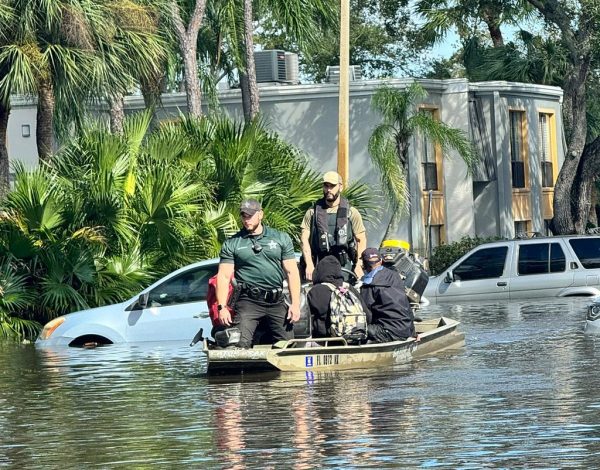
[300,171,366,281]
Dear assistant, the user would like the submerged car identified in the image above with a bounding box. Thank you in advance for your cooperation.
[585,297,600,334]
[36,259,219,348]
[424,235,600,304]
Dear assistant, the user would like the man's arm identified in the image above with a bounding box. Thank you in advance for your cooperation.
[300,227,315,280]
[216,262,235,326]
[282,258,301,322]
[354,230,367,278]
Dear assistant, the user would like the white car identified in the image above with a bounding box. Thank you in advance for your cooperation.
[36,259,220,348]
[424,235,600,304]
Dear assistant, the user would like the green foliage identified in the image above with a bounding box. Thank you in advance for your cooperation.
[429,235,501,275]
[255,0,417,81]
[368,82,477,237]
[0,112,377,339]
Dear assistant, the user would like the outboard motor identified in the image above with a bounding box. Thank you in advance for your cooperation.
[379,240,429,305]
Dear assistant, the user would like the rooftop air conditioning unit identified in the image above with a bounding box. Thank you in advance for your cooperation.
[325,65,362,83]
[254,50,287,83]
[284,52,299,84]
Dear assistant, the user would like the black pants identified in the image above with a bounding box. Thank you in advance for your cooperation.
[233,294,293,348]
[367,323,407,343]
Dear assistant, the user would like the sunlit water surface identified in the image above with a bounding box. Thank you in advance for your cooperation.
[3,298,600,468]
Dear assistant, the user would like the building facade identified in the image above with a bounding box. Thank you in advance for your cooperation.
[7,78,564,255]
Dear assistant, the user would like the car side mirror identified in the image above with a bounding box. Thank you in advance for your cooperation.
[137,292,149,309]
[444,270,454,283]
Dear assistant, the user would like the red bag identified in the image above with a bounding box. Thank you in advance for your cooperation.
[207,274,235,326]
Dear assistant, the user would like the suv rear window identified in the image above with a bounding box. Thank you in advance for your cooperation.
[518,243,566,275]
[569,238,600,269]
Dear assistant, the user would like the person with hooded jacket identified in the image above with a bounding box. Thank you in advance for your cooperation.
[306,255,370,337]
[360,247,415,343]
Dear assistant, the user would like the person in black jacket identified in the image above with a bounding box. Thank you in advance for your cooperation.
[360,247,415,342]
[307,255,370,337]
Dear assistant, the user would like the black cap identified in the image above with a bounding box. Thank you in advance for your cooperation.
[361,247,381,264]
[240,199,262,215]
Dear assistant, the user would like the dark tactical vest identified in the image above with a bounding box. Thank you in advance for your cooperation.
[310,197,356,267]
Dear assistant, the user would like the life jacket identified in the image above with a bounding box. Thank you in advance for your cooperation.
[207,274,235,327]
[323,281,367,345]
[310,197,355,263]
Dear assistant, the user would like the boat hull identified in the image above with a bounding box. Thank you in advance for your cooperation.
[204,317,464,374]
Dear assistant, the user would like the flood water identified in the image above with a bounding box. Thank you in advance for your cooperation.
[3,298,600,468]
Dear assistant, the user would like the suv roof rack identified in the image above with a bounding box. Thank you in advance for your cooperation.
[515,231,543,239]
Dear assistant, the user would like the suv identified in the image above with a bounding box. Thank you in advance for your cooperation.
[423,235,600,304]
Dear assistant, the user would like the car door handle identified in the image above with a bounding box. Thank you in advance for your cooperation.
[194,312,210,319]
[497,281,507,287]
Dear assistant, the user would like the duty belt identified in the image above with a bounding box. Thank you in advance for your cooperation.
[240,284,284,303]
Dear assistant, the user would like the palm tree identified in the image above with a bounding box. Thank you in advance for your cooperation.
[169,0,207,118]
[368,82,477,239]
[0,260,38,339]
[0,0,166,162]
[221,0,337,122]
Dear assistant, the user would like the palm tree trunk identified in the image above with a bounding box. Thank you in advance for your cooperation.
[37,79,55,162]
[140,72,163,131]
[239,71,251,119]
[242,0,259,122]
[108,93,125,134]
[0,101,10,198]
[170,0,206,119]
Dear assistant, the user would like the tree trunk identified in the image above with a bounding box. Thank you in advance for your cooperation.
[242,0,259,122]
[0,101,10,199]
[481,10,504,47]
[36,79,55,162]
[108,93,125,134]
[140,72,164,131]
[239,71,251,120]
[170,0,206,119]
[551,56,591,234]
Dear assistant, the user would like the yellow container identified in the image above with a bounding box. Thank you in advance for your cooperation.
[380,239,411,251]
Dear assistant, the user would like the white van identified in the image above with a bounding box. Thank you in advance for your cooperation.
[423,235,600,304]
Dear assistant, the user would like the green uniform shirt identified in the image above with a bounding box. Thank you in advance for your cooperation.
[219,226,295,290]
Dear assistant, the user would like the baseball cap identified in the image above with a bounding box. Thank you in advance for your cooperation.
[240,199,262,215]
[323,171,342,185]
[361,247,381,264]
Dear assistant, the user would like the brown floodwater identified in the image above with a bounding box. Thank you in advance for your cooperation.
[2,298,600,468]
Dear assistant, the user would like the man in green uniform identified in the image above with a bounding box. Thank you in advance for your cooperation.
[301,171,367,281]
[216,199,301,348]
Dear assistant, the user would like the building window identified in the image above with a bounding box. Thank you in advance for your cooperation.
[538,113,554,188]
[509,111,526,188]
[514,220,530,238]
[420,109,438,191]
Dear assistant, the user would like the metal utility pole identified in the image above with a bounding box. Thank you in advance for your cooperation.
[337,0,350,185]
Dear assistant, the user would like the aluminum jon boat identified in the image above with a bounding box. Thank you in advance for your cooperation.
[203,316,464,374]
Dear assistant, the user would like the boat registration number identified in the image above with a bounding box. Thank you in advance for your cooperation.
[305,354,340,367]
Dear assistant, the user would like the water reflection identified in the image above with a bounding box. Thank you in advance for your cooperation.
[3,298,600,467]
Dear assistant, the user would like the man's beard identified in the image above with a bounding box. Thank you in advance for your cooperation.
[325,191,340,202]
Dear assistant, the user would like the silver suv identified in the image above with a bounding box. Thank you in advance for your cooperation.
[424,235,600,304]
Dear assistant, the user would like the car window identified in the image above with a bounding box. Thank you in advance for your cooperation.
[518,243,565,275]
[569,238,600,269]
[147,265,219,307]
[453,246,508,281]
